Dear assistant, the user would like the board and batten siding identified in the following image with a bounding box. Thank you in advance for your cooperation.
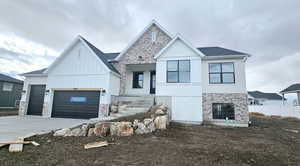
[44,40,120,117]
[155,39,203,123]
[201,58,247,94]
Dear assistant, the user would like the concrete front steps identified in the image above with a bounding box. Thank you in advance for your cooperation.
[109,95,155,119]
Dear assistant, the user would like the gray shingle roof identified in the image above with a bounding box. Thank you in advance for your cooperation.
[80,37,120,74]
[248,91,284,100]
[197,47,249,56]
[280,83,300,93]
[103,52,119,60]
[0,73,23,84]
[22,68,47,75]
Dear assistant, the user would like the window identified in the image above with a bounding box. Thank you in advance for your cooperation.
[2,82,13,91]
[151,31,157,42]
[167,60,190,83]
[132,72,144,88]
[209,62,235,84]
[212,103,235,120]
[70,97,87,103]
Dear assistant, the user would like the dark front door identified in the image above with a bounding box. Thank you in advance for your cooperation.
[27,85,46,115]
[150,71,156,94]
[51,91,100,119]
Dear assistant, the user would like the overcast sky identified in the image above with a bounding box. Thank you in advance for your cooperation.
[0,0,300,93]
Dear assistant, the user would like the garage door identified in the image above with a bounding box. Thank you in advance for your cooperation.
[27,85,46,115]
[51,91,100,119]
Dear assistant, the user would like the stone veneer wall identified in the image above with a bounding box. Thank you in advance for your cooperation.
[113,24,172,95]
[202,93,249,126]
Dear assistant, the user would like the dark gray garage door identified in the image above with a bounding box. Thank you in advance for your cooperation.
[51,91,100,119]
[27,85,46,115]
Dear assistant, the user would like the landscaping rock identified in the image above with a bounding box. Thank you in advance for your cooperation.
[110,122,133,136]
[133,119,139,130]
[53,128,71,137]
[154,115,168,130]
[69,128,83,136]
[158,104,168,112]
[135,123,151,134]
[94,122,111,137]
[88,128,96,136]
[155,109,165,115]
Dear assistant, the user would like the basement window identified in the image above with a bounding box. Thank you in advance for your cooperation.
[2,82,13,91]
[212,103,235,120]
[132,72,144,88]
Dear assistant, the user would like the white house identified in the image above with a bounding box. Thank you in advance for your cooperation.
[248,91,285,106]
[19,20,250,126]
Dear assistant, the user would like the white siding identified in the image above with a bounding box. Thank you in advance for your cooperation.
[156,39,202,123]
[202,58,247,94]
[44,40,119,117]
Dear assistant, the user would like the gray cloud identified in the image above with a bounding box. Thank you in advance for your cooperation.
[0,0,300,92]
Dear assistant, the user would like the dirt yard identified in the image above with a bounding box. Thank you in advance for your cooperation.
[0,109,18,117]
[1,114,300,166]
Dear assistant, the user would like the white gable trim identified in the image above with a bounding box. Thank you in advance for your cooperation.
[154,34,205,59]
[44,36,112,75]
[115,20,173,61]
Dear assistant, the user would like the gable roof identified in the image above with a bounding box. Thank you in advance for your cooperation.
[80,37,120,74]
[44,36,120,75]
[115,20,173,61]
[280,83,300,94]
[248,91,284,100]
[21,68,47,76]
[197,47,250,57]
[0,73,23,84]
[154,34,205,59]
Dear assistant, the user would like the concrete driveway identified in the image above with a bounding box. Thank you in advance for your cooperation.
[0,116,87,143]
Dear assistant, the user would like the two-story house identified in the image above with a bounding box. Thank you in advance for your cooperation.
[19,20,250,126]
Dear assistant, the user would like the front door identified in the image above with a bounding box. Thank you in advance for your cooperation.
[27,85,46,115]
[150,71,156,94]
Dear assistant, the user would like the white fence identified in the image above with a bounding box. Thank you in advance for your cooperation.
[249,105,300,118]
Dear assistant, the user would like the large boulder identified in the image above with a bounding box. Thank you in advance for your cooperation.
[135,122,151,134]
[155,109,165,115]
[88,128,96,136]
[144,118,156,132]
[154,115,168,130]
[132,119,139,130]
[110,122,133,136]
[53,128,71,137]
[94,122,111,137]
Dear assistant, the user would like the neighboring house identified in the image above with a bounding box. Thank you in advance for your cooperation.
[19,20,250,126]
[280,83,300,106]
[248,91,285,105]
[0,73,23,108]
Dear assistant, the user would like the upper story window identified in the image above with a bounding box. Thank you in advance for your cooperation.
[132,72,144,88]
[2,82,13,91]
[167,60,190,83]
[209,62,235,84]
[151,31,157,43]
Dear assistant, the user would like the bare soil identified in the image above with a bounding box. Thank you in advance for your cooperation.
[0,109,18,117]
[1,115,300,166]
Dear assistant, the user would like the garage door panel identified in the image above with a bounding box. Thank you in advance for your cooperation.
[52,91,100,119]
[171,97,202,123]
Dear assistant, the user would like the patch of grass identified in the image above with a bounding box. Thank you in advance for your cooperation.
[0,109,18,117]
[280,117,300,121]
[249,112,266,117]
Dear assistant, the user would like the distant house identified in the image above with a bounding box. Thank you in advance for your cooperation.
[0,74,23,108]
[280,83,300,106]
[248,91,285,105]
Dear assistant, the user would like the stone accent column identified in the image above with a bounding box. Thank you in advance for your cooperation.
[202,93,249,126]
[99,104,109,117]
[18,101,27,116]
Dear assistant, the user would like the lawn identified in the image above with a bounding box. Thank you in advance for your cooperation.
[0,114,300,166]
[0,108,18,117]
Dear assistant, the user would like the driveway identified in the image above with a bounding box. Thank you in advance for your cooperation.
[0,116,87,143]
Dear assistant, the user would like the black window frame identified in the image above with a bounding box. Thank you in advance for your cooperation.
[167,60,191,83]
[132,72,144,89]
[212,103,235,120]
[209,62,235,84]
